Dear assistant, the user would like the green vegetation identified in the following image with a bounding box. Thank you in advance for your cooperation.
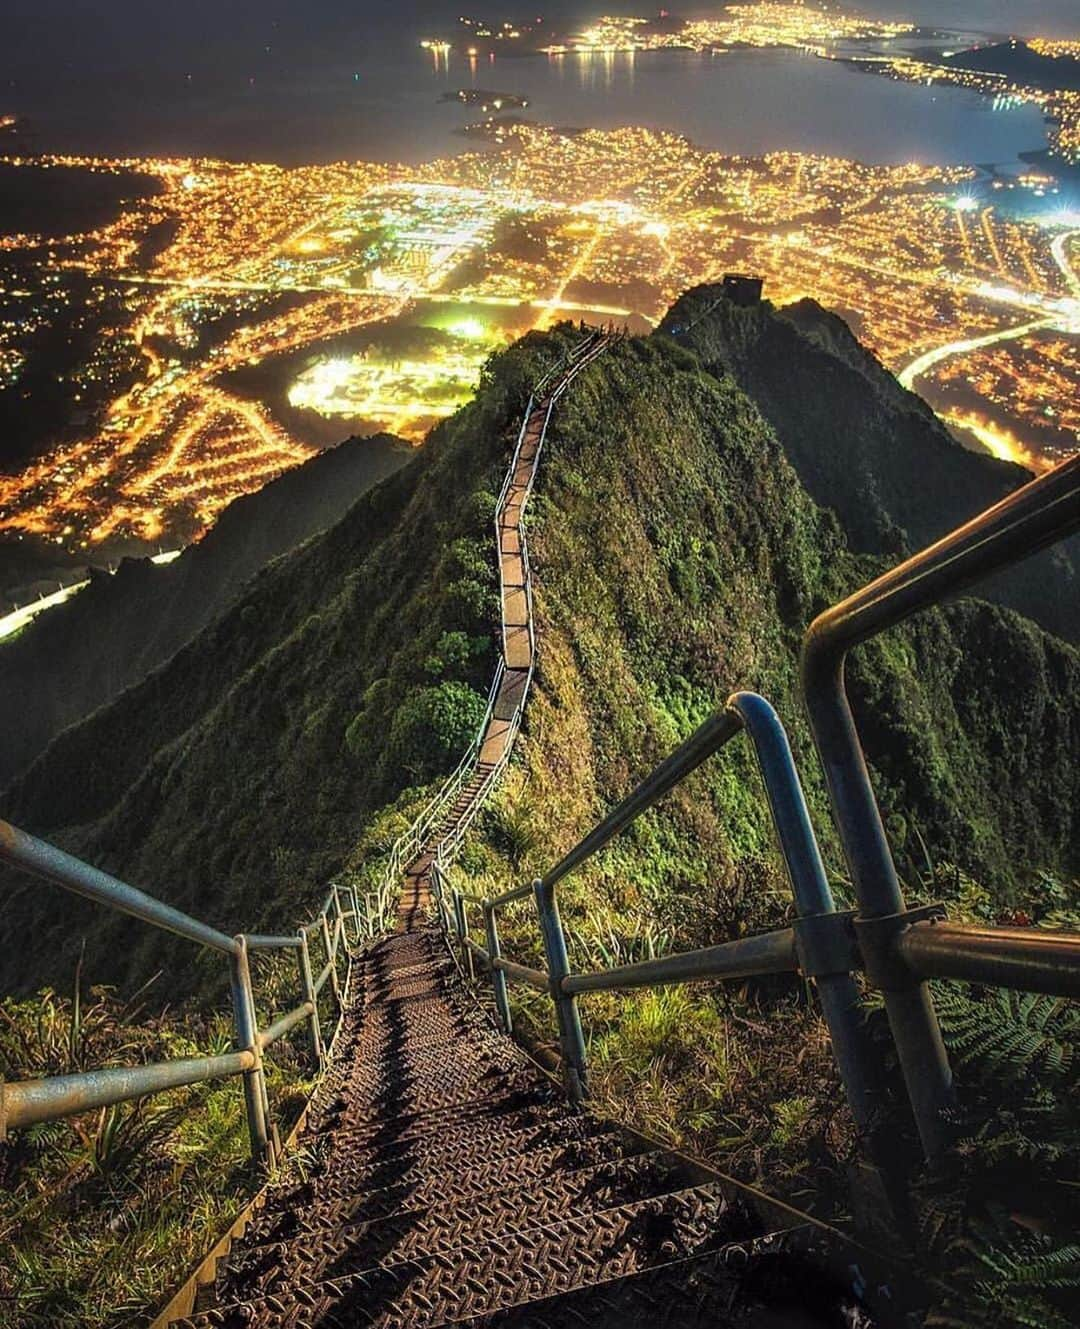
[0,295,1077,1325]
[0,969,314,1327]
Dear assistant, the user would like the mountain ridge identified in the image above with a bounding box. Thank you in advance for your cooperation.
[1,302,1076,1003]
[0,431,411,786]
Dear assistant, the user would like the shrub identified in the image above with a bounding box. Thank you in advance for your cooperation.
[385,682,487,782]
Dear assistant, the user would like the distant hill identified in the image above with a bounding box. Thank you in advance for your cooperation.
[661,289,1080,644]
[941,40,1080,92]
[0,432,411,785]
[1,307,1076,1002]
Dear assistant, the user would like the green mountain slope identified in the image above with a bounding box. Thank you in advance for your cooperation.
[0,433,411,786]
[661,288,1080,642]
[1,309,1077,1004]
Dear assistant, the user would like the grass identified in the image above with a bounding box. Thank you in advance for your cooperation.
[0,968,315,1327]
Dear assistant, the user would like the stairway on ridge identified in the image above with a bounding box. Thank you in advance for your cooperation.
[171,918,874,1328]
[167,331,875,1327]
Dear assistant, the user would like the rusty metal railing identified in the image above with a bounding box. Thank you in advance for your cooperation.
[0,822,377,1167]
[442,453,1080,1163]
[440,692,880,1129]
[801,450,1080,1157]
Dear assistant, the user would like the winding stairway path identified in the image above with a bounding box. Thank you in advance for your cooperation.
[171,334,866,1329]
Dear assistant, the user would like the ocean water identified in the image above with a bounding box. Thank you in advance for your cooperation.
[0,1,1058,168]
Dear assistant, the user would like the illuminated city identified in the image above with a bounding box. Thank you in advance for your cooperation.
[1,7,1079,568]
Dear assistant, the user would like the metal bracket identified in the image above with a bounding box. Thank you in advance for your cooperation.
[854,903,948,991]
[792,910,859,978]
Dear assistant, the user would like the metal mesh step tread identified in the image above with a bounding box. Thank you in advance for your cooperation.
[278,1115,629,1199]
[243,1146,669,1250]
[247,1131,645,1240]
[175,1183,746,1328]
[422,1238,869,1329]
[216,1154,710,1300]
[302,1085,564,1147]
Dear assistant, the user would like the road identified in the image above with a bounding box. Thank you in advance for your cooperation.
[0,550,180,642]
[897,316,1056,392]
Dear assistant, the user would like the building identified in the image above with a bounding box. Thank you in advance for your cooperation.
[722,273,764,306]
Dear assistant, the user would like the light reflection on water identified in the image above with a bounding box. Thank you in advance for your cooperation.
[2,35,1051,169]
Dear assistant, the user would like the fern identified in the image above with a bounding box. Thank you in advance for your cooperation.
[909,980,1080,1328]
[934,985,1077,1083]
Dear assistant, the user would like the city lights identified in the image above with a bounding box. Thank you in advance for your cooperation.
[2,8,1079,558]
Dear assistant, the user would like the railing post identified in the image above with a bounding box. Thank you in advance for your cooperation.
[457,893,475,981]
[296,927,324,1067]
[229,936,274,1166]
[350,886,362,944]
[331,885,348,948]
[729,693,881,1144]
[484,902,512,1034]
[803,646,954,1158]
[320,910,342,1008]
[534,878,587,1102]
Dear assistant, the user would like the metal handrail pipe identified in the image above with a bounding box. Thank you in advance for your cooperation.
[728,691,882,1145]
[541,710,742,894]
[0,819,240,956]
[805,455,1080,671]
[465,938,491,967]
[899,920,1080,997]
[0,1050,255,1137]
[562,927,798,996]
[243,934,302,951]
[313,960,334,994]
[259,1001,316,1050]
[801,455,1080,1159]
[489,880,535,907]
[803,455,1080,916]
[494,958,550,990]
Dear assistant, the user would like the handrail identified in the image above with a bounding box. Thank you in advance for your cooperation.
[1,1052,257,1134]
[898,919,1080,997]
[456,649,1080,1159]
[244,933,302,951]
[0,819,240,956]
[373,330,613,919]
[801,451,1080,1159]
[470,692,879,1129]
[259,1001,315,1050]
[0,830,373,1160]
[540,710,742,896]
[561,928,798,994]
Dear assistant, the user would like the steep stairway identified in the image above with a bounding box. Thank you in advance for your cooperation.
[167,332,872,1327]
[173,923,864,1328]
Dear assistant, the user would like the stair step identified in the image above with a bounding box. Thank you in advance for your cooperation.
[245,1132,648,1243]
[285,1111,623,1196]
[306,1079,558,1141]
[246,1130,643,1243]
[215,1153,706,1302]
[424,1237,855,1329]
[175,1183,742,1327]
[311,1058,529,1122]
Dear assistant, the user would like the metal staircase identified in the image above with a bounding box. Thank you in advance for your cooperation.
[169,925,868,1328]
